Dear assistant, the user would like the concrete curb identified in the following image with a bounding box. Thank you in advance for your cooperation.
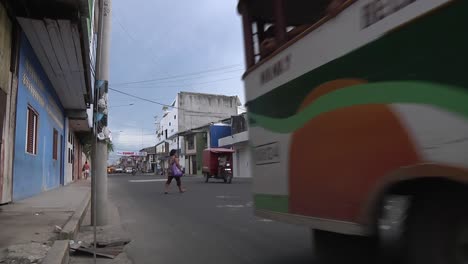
[42,240,69,264]
[59,191,91,240]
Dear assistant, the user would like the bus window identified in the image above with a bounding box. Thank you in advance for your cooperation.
[238,0,348,68]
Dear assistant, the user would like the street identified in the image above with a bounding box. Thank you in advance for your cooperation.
[108,173,314,264]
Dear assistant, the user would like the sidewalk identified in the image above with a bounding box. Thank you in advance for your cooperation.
[69,194,132,264]
[0,180,91,263]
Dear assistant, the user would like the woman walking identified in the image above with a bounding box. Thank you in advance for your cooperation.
[164,149,185,194]
[82,161,90,180]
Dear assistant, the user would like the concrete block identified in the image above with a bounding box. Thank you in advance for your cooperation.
[59,192,91,240]
[42,240,69,264]
[2,242,50,264]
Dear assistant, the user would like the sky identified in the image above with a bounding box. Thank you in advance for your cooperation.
[107,0,246,159]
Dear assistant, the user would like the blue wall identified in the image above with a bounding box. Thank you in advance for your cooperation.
[13,34,65,201]
[209,125,231,148]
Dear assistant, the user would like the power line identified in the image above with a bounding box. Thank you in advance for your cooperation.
[112,68,243,87]
[108,87,237,115]
[111,64,243,86]
[115,15,138,43]
[113,13,164,67]
[114,76,240,90]
[109,87,171,107]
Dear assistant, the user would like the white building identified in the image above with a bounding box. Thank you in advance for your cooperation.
[155,92,240,169]
[218,113,251,178]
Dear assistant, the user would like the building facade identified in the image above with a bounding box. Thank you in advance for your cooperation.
[139,146,156,173]
[219,113,251,178]
[155,92,240,171]
[0,1,14,203]
[0,0,95,202]
[181,120,232,175]
[12,34,66,199]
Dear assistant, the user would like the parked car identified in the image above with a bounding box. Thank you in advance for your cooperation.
[115,167,124,173]
[125,167,133,174]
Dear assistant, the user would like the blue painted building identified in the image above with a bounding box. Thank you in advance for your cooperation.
[12,34,65,201]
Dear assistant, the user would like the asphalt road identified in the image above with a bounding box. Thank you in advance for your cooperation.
[108,173,315,264]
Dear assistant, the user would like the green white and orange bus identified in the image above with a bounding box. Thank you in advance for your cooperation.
[238,0,468,263]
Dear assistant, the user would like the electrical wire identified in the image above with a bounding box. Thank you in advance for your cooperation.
[108,87,238,115]
[112,68,243,87]
[114,13,164,67]
[112,69,242,86]
[113,76,240,90]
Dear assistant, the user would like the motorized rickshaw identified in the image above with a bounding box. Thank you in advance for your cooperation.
[202,148,234,183]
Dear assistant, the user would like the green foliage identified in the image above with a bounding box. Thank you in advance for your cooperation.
[82,134,114,160]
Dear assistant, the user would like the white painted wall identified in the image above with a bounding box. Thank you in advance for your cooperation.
[234,145,252,178]
[156,92,239,146]
[178,92,239,133]
[1,73,14,203]
[64,120,74,185]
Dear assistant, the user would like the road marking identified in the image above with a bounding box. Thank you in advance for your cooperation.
[257,219,273,222]
[129,179,167,183]
[216,205,245,208]
[216,195,239,199]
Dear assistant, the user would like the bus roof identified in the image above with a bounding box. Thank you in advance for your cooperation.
[237,0,330,26]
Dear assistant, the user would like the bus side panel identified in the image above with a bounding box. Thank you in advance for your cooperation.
[289,104,420,221]
[247,0,468,225]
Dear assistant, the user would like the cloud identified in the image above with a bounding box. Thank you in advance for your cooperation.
[111,128,156,151]
[107,0,246,161]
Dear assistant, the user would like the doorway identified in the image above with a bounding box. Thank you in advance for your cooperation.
[60,135,64,185]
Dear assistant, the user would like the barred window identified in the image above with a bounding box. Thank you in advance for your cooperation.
[26,106,38,155]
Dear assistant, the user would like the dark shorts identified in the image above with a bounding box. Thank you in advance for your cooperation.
[166,176,181,186]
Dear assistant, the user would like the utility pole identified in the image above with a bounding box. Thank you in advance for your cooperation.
[92,0,112,226]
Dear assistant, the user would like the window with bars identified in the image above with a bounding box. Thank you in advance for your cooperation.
[187,135,195,150]
[68,148,71,163]
[53,129,58,160]
[26,106,38,155]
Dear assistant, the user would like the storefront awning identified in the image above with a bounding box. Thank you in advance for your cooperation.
[17,17,90,110]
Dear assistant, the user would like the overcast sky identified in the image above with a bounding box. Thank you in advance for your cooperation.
[107,0,245,158]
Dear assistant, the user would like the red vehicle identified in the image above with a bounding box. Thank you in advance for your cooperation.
[202,148,234,184]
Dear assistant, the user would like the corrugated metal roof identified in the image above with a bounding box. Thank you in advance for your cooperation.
[18,17,88,110]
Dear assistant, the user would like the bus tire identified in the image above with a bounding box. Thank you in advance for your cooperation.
[313,229,376,264]
[405,191,468,264]
[204,173,209,183]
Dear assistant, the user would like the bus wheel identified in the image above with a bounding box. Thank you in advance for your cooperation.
[204,173,209,183]
[377,195,411,263]
[313,229,376,263]
[405,191,468,264]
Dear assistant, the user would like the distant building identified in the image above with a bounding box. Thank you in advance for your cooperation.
[180,119,232,175]
[155,92,240,170]
[139,146,156,173]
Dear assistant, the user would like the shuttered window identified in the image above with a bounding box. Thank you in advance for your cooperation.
[53,129,58,160]
[26,106,38,154]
